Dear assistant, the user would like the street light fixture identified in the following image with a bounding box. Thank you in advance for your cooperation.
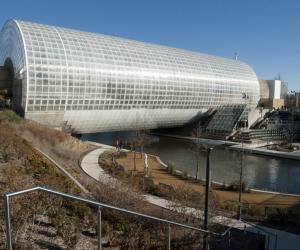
[198,140,224,250]
[202,147,213,250]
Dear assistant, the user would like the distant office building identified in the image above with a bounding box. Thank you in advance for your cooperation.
[259,79,287,109]
[0,20,260,133]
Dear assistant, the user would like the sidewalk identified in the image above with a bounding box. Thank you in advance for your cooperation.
[81,146,114,184]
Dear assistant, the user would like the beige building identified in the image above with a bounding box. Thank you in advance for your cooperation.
[259,79,286,109]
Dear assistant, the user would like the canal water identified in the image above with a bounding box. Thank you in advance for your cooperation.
[82,132,300,195]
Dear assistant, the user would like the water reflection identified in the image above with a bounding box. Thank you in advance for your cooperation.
[82,132,300,195]
[269,159,279,189]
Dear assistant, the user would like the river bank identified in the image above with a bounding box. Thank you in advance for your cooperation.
[82,143,300,246]
[154,132,300,161]
[82,132,300,194]
[116,151,300,206]
[111,150,300,234]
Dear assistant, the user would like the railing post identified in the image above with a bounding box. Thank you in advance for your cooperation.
[4,195,12,250]
[167,223,171,250]
[97,206,102,250]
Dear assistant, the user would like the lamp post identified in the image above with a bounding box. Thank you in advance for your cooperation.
[196,125,200,180]
[195,141,222,250]
[203,147,213,250]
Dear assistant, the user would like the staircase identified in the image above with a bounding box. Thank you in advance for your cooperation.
[205,104,246,139]
[233,129,286,143]
[15,214,98,249]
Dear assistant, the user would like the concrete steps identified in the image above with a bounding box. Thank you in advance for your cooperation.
[25,215,67,249]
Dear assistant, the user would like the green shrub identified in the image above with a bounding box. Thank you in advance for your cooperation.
[167,161,175,175]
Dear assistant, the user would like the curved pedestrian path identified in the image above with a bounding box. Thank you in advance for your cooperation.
[81,145,115,184]
[80,144,300,250]
[80,144,202,217]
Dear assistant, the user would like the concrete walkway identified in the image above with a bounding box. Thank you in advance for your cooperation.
[80,145,300,250]
[80,144,206,217]
[151,132,237,146]
[230,144,300,161]
[81,146,115,184]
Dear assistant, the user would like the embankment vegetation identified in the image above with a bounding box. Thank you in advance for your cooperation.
[0,111,212,249]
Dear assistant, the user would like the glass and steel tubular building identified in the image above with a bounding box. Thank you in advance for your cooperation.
[0,20,260,133]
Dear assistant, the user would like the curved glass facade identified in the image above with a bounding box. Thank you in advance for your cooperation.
[0,20,260,133]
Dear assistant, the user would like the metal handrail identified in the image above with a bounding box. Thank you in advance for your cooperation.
[4,186,218,250]
[4,186,278,250]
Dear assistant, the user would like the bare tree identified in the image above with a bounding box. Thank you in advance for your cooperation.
[129,130,158,171]
[188,123,206,180]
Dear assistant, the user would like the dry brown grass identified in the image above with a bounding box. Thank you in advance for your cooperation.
[0,110,95,186]
[0,111,208,248]
[0,116,95,248]
[116,152,300,208]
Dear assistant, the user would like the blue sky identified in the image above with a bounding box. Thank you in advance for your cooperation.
[1,0,299,90]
